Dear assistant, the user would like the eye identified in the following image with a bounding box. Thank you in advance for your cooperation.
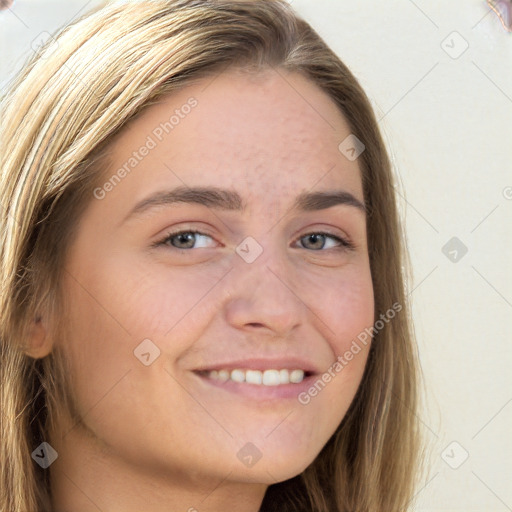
[153,230,217,250]
[153,229,354,252]
[296,232,354,251]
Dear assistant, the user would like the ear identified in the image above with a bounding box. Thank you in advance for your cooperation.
[24,314,54,359]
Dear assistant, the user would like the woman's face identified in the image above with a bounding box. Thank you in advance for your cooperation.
[54,68,374,486]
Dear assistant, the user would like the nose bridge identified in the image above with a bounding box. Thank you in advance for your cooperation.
[223,235,305,334]
[235,232,287,291]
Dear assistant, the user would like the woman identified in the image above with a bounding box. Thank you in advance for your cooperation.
[0,1,422,510]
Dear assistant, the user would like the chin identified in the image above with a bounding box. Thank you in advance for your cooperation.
[231,445,319,485]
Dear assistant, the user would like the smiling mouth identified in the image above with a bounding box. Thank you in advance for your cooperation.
[195,368,312,386]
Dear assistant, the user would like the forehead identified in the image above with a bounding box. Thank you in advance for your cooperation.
[104,67,363,212]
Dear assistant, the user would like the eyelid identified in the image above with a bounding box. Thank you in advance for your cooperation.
[151,228,218,250]
[300,230,355,250]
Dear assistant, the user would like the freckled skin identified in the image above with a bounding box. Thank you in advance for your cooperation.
[49,68,375,512]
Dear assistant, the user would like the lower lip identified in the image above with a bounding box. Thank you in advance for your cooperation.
[193,371,317,400]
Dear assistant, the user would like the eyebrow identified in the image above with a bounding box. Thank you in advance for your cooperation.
[121,185,366,224]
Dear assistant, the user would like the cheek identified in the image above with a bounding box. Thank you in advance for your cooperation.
[100,251,226,329]
[320,268,375,357]
[58,256,228,417]
[68,245,216,338]
[307,267,374,408]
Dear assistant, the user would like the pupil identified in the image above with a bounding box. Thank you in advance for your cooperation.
[308,234,324,249]
[176,233,194,248]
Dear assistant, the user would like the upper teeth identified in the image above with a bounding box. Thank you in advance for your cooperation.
[206,368,305,386]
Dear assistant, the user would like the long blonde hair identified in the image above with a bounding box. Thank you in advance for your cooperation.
[0,1,422,510]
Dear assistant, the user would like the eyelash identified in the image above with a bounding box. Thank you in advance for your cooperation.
[151,229,355,252]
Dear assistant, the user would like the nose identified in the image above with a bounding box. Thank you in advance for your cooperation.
[223,243,305,337]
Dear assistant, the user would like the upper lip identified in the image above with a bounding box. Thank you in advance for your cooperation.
[192,357,320,375]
